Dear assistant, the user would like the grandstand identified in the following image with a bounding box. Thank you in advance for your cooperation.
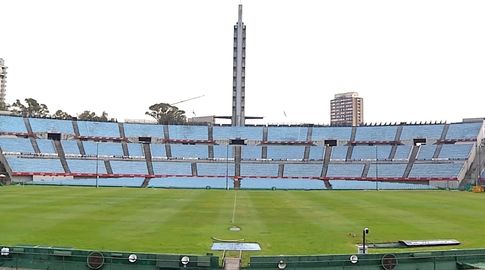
[0,115,484,190]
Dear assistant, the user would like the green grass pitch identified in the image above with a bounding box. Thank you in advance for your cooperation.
[1,186,484,256]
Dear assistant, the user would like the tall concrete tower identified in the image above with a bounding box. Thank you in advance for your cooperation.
[232,4,246,126]
[0,58,7,109]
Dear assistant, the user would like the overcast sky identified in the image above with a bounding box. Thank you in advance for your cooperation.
[1,0,485,125]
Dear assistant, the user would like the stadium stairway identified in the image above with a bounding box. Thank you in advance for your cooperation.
[72,118,81,137]
[433,143,443,159]
[278,164,284,177]
[118,123,130,156]
[77,140,86,156]
[121,141,130,156]
[141,177,151,188]
[388,126,403,159]
[345,144,354,161]
[403,145,420,178]
[362,163,370,178]
[432,125,449,158]
[104,160,113,174]
[224,257,241,270]
[143,143,155,176]
[461,141,485,188]
[163,124,170,141]
[53,140,71,173]
[321,145,332,177]
[23,117,34,136]
[0,150,13,184]
[165,143,172,158]
[208,125,215,158]
[29,137,41,154]
[208,144,215,159]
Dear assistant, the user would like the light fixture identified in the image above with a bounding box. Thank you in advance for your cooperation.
[1,247,9,256]
[181,256,190,267]
[128,254,137,263]
[349,255,358,264]
[277,260,287,270]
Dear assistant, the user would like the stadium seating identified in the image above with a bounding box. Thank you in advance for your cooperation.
[29,118,74,135]
[127,143,145,157]
[8,156,64,173]
[62,140,81,155]
[77,121,120,138]
[67,159,107,174]
[351,145,392,160]
[312,126,351,141]
[240,163,279,177]
[284,164,322,177]
[394,145,412,160]
[213,126,263,140]
[152,161,192,175]
[0,115,27,134]
[148,177,227,189]
[110,160,148,174]
[36,139,56,154]
[416,145,436,160]
[267,126,308,142]
[241,178,325,190]
[0,115,482,190]
[0,137,34,153]
[171,144,208,159]
[400,124,444,141]
[439,144,473,159]
[367,163,407,177]
[330,146,347,160]
[213,145,234,159]
[124,123,164,138]
[446,122,482,140]
[33,177,144,187]
[354,126,397,142]
[308,146,325,160]
[327,164,364,177]
[409,163,464,178]
[241,145,262,160]
[83,141,124,157]
[329,180,435,190]
[267,145,304,160]
[168,125,208,141]
[197,162,235,176]
[151,144,166,158]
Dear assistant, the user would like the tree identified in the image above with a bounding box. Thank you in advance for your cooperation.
[77,110,114,122]
[10,98,49,117]
[0,102,8,111]
[146,103,186,124]
[52,110,72,120]
[77,110,97,121]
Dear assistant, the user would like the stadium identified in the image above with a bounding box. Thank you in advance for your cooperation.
[1,110,485,269]
[2,3,485,270]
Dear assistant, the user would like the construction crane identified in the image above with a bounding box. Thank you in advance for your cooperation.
[170,95,205,106]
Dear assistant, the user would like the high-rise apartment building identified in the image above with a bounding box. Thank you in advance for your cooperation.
[330,92,364,126]
[0,58,6,109]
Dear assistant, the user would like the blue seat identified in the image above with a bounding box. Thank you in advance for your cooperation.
[30,118,74,135]
[77,121,120,137]
[267,127,308,141]
[0,115,27,133]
